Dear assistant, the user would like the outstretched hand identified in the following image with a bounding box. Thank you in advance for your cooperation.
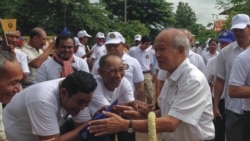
[88,111,128,136]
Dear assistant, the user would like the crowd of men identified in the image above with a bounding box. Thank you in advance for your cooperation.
[0,13,250,141]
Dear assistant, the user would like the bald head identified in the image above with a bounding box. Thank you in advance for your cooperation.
[180,28,193,44]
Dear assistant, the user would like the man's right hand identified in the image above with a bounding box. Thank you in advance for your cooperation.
[213,106,222,119]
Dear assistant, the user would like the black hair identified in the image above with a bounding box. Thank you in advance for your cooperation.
[141,35,151,43]
[29,27,45,39]
[0,51,16,76]
[61,71,97,97]
[208,38,218,45]
[55,34,75,48]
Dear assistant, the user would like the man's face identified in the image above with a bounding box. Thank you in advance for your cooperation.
[6,31,20,47]
[105,43,124,57]
[154,33,180,73]
[80,37,88,44]
[60,89,93,116]
[220,41,231,49]
[56,38,74,60]
[209,40,217,54]
[34,31,47,49]
[140,41,151,50]
[0,60,23,104]
[232,26,250,45]
[99,56,125,91]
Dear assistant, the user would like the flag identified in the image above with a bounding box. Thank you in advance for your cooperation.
[0,19,17,33]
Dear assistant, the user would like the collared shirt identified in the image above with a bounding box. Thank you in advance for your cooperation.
[128,46,153,72]
[158,59,214,141]
[202,51,219,65]
[21,44,44,84]
[74,44,86,60]
[217,41,245,114]
[191,46,202,54]
[90,44,106,64]
[35,55,89,83]
[206,56,219,98]
[229,47,250,111]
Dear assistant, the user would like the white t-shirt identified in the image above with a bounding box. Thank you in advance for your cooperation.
[88,76,134,116]
[229,47,250,111]
[128,46,153,72]
[21,44,44,84]
[158,59,214,141]
[90,44,106,63]
[35,55,89,83]
[14,48,30,74]
[191,46,202,54]
[3,79,91,141]
[74,44,86,60]
[91,53,144,91]
[216,41,245,114]
[202,51,219,65]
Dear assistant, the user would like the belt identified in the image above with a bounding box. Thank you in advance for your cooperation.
[143,71,150,74]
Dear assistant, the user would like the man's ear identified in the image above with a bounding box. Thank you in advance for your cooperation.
[59,88,67,99]
[98,68,104,77]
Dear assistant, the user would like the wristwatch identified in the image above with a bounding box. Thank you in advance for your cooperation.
[127,119,134,133]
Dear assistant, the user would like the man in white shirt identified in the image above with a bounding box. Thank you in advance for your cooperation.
[87,28,215,141]
[0,51,23,141]
[35,34,89,83]
[90,32,106,64]
[213,14,250,141]
[21,27,54,87]
[92,32,144,102]
[191,40,202,54]
[128,35,154,104]
[75,30,92,59]
[3,71,97,141]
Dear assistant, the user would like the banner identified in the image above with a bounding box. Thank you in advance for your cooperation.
[0,19,17,33]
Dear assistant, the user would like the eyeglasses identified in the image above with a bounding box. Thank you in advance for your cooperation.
[103,64,128,74]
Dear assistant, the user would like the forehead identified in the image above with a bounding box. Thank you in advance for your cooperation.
[6,31,20,37]
[1,61,22,80]
[59,38,74,46]
[105,56,123,67]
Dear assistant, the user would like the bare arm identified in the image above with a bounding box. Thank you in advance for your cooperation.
[134,81,145,102]
[29,42,54,68]
[229,85,250,98]
[213,77,225,119]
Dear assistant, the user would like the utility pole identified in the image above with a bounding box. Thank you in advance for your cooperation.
[124,0,127,22]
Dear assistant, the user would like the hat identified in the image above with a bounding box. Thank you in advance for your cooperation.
[231,14,250,30]
[61,27,71,35]
[195,41,199,44]
[134,34,141,41]
[96,32,105,38]
[77,30,92,38]
[105,32,125,44]
[74,37,81,46]
[218,30,235,43]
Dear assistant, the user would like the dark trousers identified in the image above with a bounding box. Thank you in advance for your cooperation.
[243,110,250,141]
[213,99,225,141]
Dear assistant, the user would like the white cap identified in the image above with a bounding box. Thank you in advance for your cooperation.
[77,30,92,38]
[74,37,81,46]
[105,32,125,44]
[195,41,199,44]
[231,14,250,30]
[134,34,141,41]
[96,32,105,38]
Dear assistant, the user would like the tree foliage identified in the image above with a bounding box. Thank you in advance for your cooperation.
[101,0,175,38]
[175,2,197,28]
[0,0,113,36]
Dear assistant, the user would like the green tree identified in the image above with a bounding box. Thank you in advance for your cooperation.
[101,0,175,38]
[0,0,113,36]
[175,2,197,28]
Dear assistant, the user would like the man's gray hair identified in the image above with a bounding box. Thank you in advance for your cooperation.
[172,32,190,56]
[0,51,16,76]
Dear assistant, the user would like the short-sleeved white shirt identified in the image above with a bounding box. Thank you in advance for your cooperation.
[3,79,91,141]
[128,46,153,72]
[158,59,214,141]
[191,46,202,54]
[35,55,89,83]
[74,44,86,60]
[91,53,144,91]
[88,76,134,116]
[229,47,250,111]
[216,41,245,114]
[21,44,44,84]
[206,56,219,97]
[14,48,30,74]
[90,44,106,63]
[202,51,219,65]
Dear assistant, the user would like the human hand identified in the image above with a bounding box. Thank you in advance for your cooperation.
[213,106,222,120]
[126,100,153,116]
[93,105,108,117]
[113,105,145,119]
[88,111,128,136]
